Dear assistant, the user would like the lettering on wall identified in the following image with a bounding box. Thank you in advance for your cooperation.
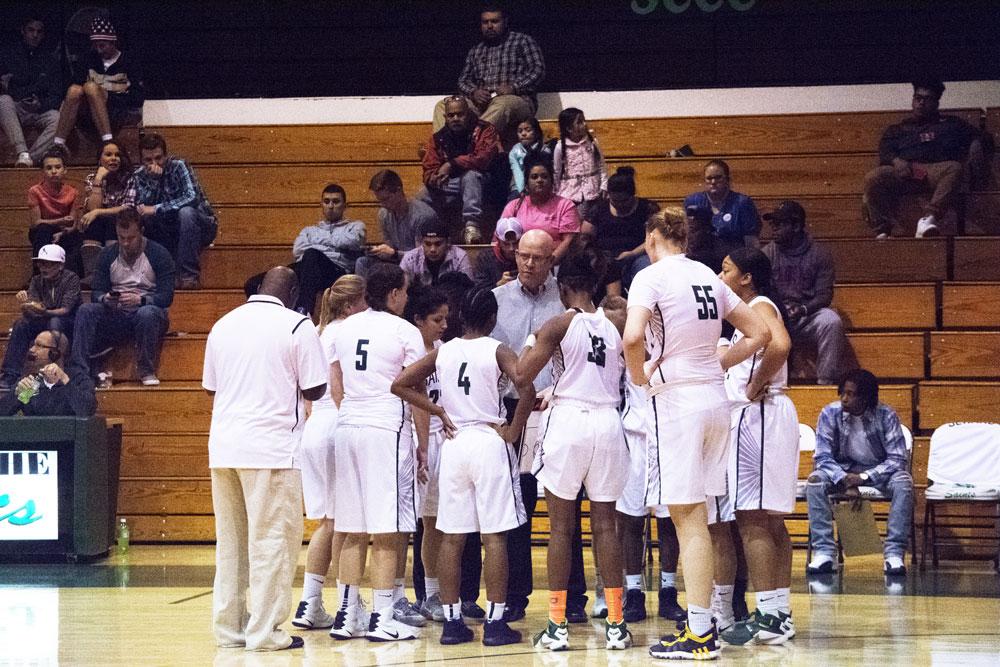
[631,0,757,14]
[0,451,58,541]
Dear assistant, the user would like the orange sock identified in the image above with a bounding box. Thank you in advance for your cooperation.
[548,590,567,624]
[606,587,624,624]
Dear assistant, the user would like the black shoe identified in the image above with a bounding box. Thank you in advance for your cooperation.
[566,603,588,624]
[440,619,474,645]
[623,589,647,623]
[806,558,836,575]
[280,636,304,650]
[483,619,522,646]
[657,587,686,621]
[502,605,525,622]
[462,600,486,620]
[732,578,750,622]
[884,561,907,577]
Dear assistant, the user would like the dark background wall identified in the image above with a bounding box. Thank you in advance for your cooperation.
[4,0,999,100]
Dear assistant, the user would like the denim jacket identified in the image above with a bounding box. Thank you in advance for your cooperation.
[813,401,907,487]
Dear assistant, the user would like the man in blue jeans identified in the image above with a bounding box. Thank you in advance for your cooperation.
[70,210,174,387]
[130,132,217,289]
[806,369,914,576]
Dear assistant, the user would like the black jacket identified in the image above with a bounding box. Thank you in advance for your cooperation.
[1,42,63,112]
[0,370,97,417]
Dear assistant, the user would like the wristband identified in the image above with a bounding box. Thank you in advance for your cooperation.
[524,333,537,349]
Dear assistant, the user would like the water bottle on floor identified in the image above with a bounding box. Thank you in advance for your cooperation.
[116,517,130,556]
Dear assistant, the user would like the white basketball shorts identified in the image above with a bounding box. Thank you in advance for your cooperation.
[334,424,416,534]
[299,407,338,520]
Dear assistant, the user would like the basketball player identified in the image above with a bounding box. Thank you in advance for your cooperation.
[519,251,633,651]
[328,263,425,642]
[392,288,533,647]
[600,296,686,625]
[623,208,770,660]
[711,248,798,646]
[294,277,367,631]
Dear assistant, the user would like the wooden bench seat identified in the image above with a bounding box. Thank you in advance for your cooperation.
[942,282,1000,328]
[918,381,1000,429]
[953,237,1000,281]
[930,332,1000,379]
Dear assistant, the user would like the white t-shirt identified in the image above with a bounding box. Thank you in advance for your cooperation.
[627,253,742,391]
[333,308,426,432]
[436,336,508,429]
[724,295,788,401]
[311,320,342,412]
[203,294,329,469]
[552,308,622,407]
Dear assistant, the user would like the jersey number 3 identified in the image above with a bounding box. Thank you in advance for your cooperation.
[692,285,719,320]
[457,362,472,395]
[587,335,606,367]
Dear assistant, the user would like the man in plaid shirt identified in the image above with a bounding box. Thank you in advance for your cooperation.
[432,5,545,144]
[128,132,218,289]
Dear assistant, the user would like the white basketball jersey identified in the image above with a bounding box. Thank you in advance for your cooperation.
[725,295,788,401]
[333,309,426,431]
[551,309,623,407]
[628,254,743,390]
[426,339,444,434]
[436,336,508,428]
[311,320,341,412]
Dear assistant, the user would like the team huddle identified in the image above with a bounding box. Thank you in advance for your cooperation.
[210,206,799,659]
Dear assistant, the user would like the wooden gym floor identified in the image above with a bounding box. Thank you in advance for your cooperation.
[1,546,998,665]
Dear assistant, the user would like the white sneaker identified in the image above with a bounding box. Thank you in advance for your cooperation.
[392,596,427,627]
[915,214,939,238]
[806,553,836,574]
[366,609,420,642]
[329,604,367,640]
[140,375,160,386]
[14,152,33,168]
[779,611,795,640]
[292,596,335,629]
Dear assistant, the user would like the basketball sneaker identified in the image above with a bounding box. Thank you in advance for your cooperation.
[392,596,427,627]
[592,581,608,618]
[915,214,939,238]
[420,593,446,622]
[605,620,632,650]
[658,586,686,621]
[440,618,474,645]
[532,619,570,651]
[778,610,795,640]
[366,610,420,642]
[292,596,335,629]
[483,619,522,646]
[649,621,720,660]
[462,600,486,621]
[720,609,786,646]
[329,605,366,640]
[624,588,647,622]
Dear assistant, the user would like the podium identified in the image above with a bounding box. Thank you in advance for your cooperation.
[0,416,122,560]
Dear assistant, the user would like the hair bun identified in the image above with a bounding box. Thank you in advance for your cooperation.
[615,166,636,177]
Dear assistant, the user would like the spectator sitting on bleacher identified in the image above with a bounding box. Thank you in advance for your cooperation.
[28,147,82,271]
[0,329,95,417]
[685,204,727,275]
[806,369,913,576]
[400,218,473,287]
[432,4,544,145]
[499,151,580,263]
[762,200,856,385]
[70,209,174,388]
[357,169,439,278]
[290,183,365,315]
[53,17,143,151]
[128,132,218,290]
[864,79,991,239]
[508,118,549,199]
[0,16,63,168]
[79,141,135,285]
[420,96,500,245]
[683,159,761,255]
[473,217,521,288]
[0,245,81,393]
[580,166,659,290]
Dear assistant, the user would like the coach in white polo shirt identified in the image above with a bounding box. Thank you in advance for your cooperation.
[203,266,328,652]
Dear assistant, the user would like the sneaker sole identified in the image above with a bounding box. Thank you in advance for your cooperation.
[440,634,475,645]
[292,619,334,629]
[366,633,418,642]
[483,635,522,647]
[329,631,365,641]
[649,648,721,660]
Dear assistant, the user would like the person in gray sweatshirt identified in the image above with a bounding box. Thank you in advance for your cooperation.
[761,201,856,385]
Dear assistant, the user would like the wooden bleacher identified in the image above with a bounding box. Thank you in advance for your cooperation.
[1,105,998,544]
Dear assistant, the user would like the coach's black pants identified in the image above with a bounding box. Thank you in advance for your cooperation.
[412,519,483,603]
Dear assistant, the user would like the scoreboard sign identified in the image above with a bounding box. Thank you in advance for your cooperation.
[0,450,59,541]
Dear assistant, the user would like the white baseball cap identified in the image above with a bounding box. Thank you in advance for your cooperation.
[494,217,524,242]
[32,244,66,263]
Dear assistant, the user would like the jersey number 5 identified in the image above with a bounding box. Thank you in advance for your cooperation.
[692,285,718,320]
[587,335,606,367]
[457,362,472,395]
[355,339,369,370]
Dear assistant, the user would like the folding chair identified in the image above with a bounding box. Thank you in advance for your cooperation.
[920,422,1000,570]
[807,425,916,565]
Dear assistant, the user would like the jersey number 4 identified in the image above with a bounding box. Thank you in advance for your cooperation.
[457,362,472,395]
[587,335,606,367]
[692,285,719,320]
[355,339,369,370]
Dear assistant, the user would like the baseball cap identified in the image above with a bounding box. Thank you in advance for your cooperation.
[494,217,523,242]
[762,200,806,224]
[32,244,66,263]
[90,17,117,42]
[420,217,449,239]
